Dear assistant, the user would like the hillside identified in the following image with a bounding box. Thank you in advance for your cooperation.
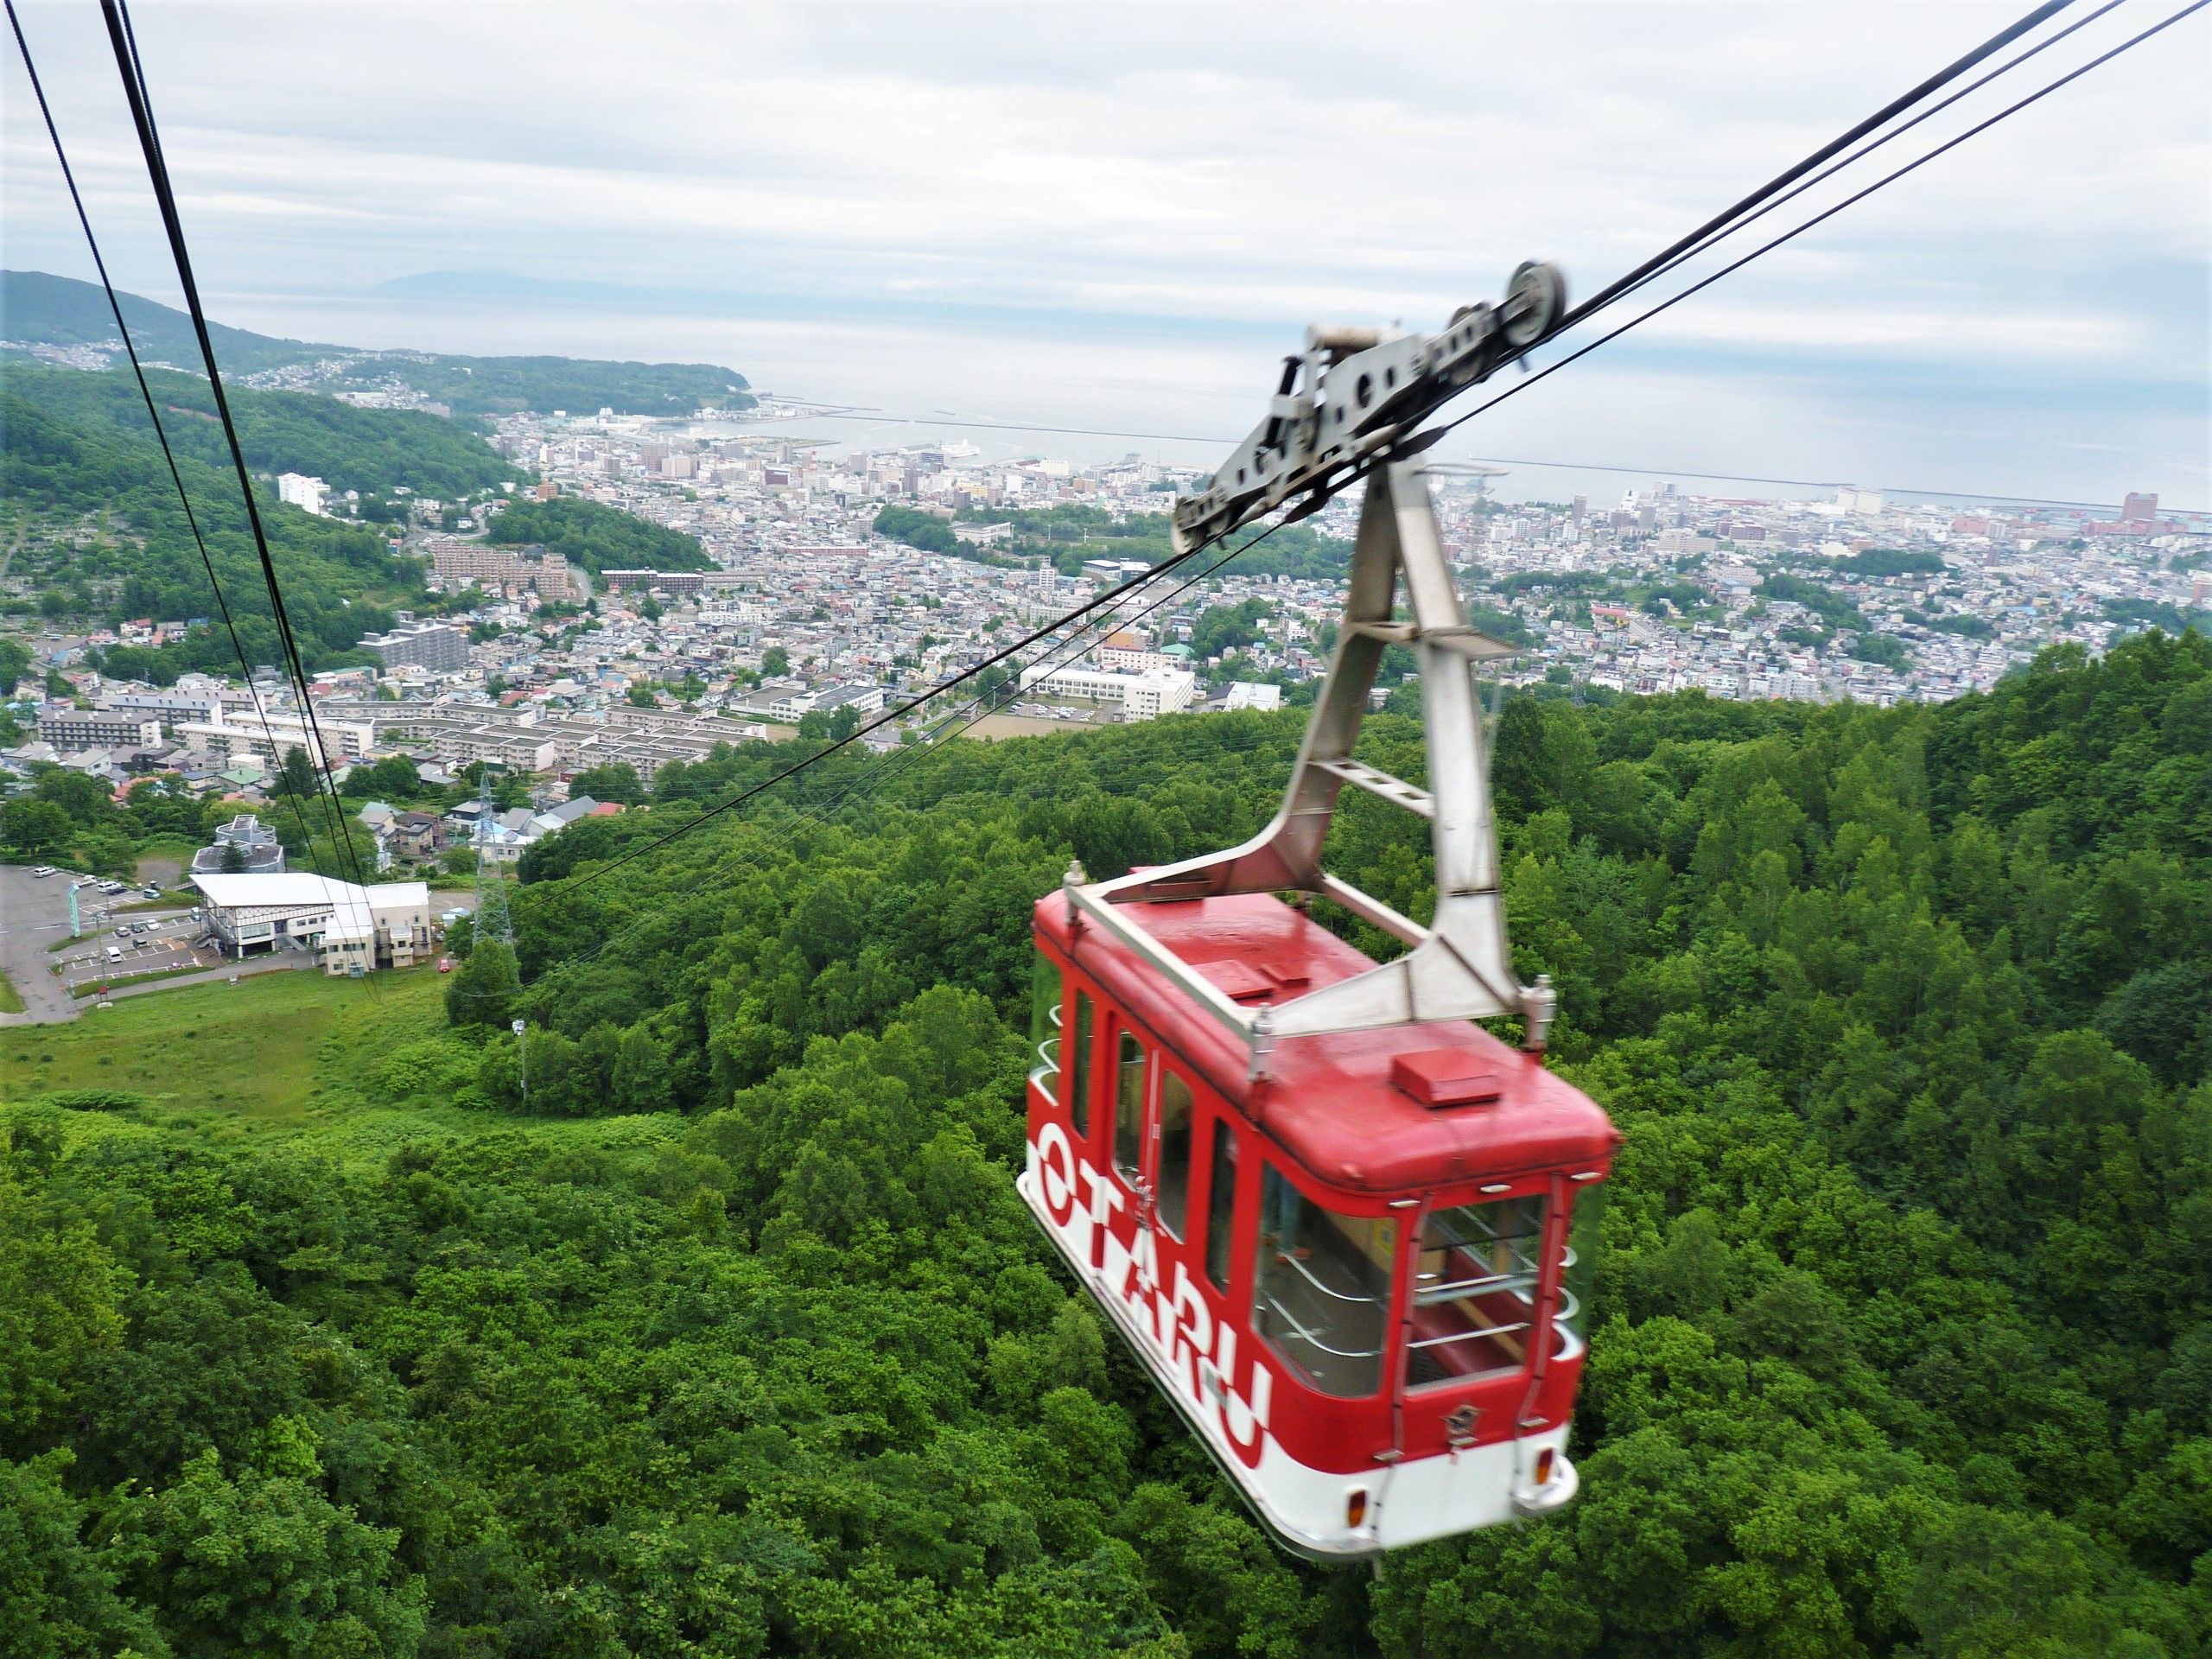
[5,635,2209,1653]
[483,493,713,575]
[2,268,327,374]
[2,270,756,417]
[0,362,462,676]
[11,361,519,501]
[957,501,1356,582]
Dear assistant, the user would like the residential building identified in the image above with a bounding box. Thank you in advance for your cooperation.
[36,709,162,751]
[361,620,469,672]
[277,473,329,516]
[602,569,707,595]
[176,708,374,769]
[427,538,583,601]
[389,810,446,860]
[110,688,221,729]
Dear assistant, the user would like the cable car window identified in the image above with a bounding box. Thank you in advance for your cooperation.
[1113,1031,1146,1181]
[1069,993,1093,1139]
[1558,1185,1604,1360]
[1405,1193,1548,1389]
[1254,1164,1394,1398]
[1155,1069,1193,1239]
[1205,1119,1236,1292]
[1029,957,1062,1096]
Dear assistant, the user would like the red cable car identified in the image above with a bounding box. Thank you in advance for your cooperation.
[1018,363,1619,1557]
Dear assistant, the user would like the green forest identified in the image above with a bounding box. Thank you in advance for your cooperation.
[3,271,756,419]
[9,364,520,502]
[326,356,754,422]
[944,504,1357,584]
[0,365,466,678]
[484,496,713,577]
[4,632,2209,1656]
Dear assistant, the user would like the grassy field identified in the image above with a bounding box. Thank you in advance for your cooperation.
[0,970,22,1014]
[68,963,219,998]
[0,966,683,1164]
[132,836,198,883]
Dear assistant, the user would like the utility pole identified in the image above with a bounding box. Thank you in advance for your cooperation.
[472,763,515,954]
[512,1016,528,1104]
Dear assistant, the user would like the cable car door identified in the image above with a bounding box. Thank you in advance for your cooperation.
[1106,1027,1196,1297]
[1106,1026,1155,1287]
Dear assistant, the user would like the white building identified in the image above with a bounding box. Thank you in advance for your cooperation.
[277,473,330,517]
[361,620,469,673]
[1224,682,1284,712]
[176,707,374,770]
[188,873,435,973]
[1018,664,1197,721]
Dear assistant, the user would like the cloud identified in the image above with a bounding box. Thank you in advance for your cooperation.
[3,0,2204,499]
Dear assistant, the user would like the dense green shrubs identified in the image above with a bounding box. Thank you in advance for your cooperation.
[483,495,710,576]
[3,632,2208,1653]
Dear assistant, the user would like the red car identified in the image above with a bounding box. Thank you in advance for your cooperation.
[436,957,454,973]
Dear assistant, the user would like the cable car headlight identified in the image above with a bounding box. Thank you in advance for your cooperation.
[1533,1448,1556,1489]
[1345,1488,1370,1529]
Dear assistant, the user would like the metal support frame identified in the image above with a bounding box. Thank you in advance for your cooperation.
[1069,455,1557,1063]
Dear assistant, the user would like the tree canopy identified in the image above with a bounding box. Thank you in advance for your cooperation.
[1,363,480,677]
[483,495,711,576]
[3,631,2209,1654]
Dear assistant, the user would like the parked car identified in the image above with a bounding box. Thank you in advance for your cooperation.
[131,922,149,935]
[436,957,454,973]
[29,866,56,878]
[142,886,160,899]
[113,925,130,938]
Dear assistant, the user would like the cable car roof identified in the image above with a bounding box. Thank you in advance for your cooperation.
[1038,890,1618,1196]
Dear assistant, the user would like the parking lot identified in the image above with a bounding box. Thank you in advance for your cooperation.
[3,866,241,1020]
[50,903,229,996]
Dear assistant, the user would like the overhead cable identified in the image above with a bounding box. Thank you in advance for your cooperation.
[537,0,2209,900]
[98,0,383,914]
[1554,0,2078,329]
[1428,0,2210,450]
[7,0,353,868]
[1584,0,2129,318]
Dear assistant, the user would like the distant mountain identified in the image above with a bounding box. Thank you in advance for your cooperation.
[1,270,754,418]
[2,269,327,375]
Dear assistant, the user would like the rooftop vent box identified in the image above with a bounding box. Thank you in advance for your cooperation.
[1199,960,1274,1002]
[1391,1049,1503,1109]
[1196,959,1313,1004]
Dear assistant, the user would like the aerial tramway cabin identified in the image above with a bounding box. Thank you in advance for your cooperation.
[1022,887,1615,1557]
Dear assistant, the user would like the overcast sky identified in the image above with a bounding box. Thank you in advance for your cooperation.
[4,1,2208,505]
